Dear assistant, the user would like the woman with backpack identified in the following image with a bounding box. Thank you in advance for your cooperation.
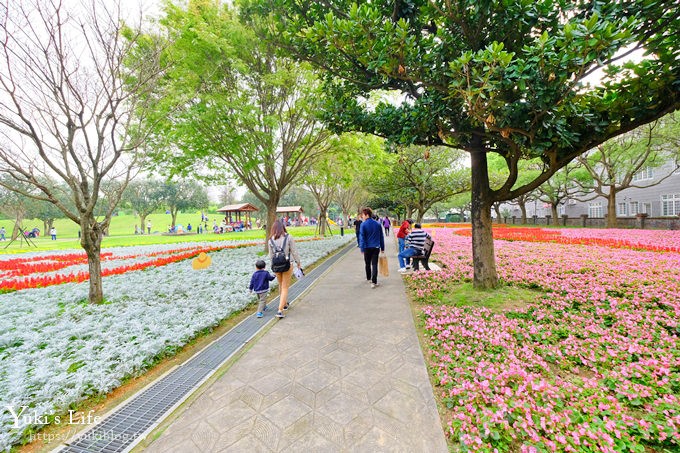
[269,221,303,319]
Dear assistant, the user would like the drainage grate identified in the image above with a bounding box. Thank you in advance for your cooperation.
[55,242,353,453]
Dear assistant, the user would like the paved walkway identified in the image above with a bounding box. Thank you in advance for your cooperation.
[141,238,448,452]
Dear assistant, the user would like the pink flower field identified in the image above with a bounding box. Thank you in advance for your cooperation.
[408,228,680,452]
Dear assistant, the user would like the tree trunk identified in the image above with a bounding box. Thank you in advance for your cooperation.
[11,214,23,240]
[607,191,618,228]
[519,201,527,224]
[551,205,559,226]
[81,216,104,304]
[493,204,502,223]
[40,219,55,235]
[171,208,178,227]
[470,139,498,289]
[139,214,147,235]
[417,208,426,223]
[318,207,328,236]
[265,197,279,251]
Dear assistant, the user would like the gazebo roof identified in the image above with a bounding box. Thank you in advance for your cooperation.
[217,203,259,213]
[277,206,304,213]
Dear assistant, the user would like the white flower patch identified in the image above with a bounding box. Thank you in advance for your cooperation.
[0,235,351,451]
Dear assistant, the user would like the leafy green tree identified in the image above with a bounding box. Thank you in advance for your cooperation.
[279,187,316,222]
[369,146,469,222]
[162,179,209,228]
[121,179,166,234]
[536,164,590,225]
[243,0,680,288]
[0,176,37,239]
[576,114,680,227]
[333,133,383,221]
[142,1,331,241]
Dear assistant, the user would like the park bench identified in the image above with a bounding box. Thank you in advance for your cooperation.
[411,237,435,271]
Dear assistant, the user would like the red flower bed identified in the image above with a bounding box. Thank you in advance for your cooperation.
[0,243,258,292]
[455,227,680,253]
[0,237,324,293]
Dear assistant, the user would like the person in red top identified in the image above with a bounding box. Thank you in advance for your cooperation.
[396,219,413,261]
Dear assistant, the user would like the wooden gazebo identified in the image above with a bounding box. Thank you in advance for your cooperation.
[277,206,304,224]
[217,203,259,228]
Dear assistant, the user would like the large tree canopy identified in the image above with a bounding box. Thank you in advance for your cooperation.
[143,0,331,240]
[243,0,680,287]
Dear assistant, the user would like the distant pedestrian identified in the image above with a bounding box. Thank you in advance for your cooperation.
[249,260,276,318]
[146,220,151,235]
[187,223,192,232]
[382,216,391,236]
[50,227,57,240]
[359,207,385,288]
[269,221,303,319]
[398,223,431,273]
[353,216,362,246]
[0,226,5,241]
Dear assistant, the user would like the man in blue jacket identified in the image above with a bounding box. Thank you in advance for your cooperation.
[359,207,385,288]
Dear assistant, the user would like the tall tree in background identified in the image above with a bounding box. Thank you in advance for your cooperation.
[143,1,330,242]
[0,176,36,239]
[576,115,680,227]
[369,146,469,222]
[0,0,162,303]
[162,179,209,228]
[244,0,680,288]
[334,133,382,222]
[121,179,167,233]
[304,134,374,235]
[536,164,590,225]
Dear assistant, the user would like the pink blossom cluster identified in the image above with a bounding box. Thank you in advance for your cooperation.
[413,228,680,452]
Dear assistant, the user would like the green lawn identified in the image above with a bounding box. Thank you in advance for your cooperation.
[0,211,323,253]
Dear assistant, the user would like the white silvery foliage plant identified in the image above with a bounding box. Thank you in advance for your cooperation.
[0,235,352,451]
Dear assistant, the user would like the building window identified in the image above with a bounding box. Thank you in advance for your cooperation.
[589,202,603,218]
[629,201,639,215]
[632,166,654,182]
[661,194,680,216]
[642,203,652,215]
[557,204,565,216]
[617,202,628,216]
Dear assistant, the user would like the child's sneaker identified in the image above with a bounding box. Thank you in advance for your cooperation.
[276,311,285,318]
[283,304,289,311]
[256,312,263,318]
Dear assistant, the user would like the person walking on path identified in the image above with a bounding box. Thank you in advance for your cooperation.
[382,216,391,236]
[398,223,431,272]
[50,227,57,241]
[146,220,152,235]
[249,259,276,318]
[359,207,385,288]
[0,226,5,241]
[269,221,303,319]
[353,216,362,247]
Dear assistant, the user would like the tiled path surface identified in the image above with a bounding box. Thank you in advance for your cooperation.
[142,240,448,452]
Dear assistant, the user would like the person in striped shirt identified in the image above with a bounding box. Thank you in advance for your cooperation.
[397,224,430,272]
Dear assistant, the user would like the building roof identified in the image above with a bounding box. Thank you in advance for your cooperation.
[276,206,304,213]
[216,203,259,213]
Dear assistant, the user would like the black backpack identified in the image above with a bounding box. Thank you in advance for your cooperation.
[270,235,291,273]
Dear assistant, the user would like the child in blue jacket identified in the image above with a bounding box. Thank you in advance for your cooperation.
[249,260,276,318]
